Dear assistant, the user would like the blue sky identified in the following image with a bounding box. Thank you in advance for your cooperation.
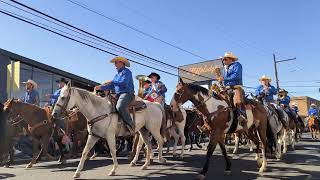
[0,0,319,101]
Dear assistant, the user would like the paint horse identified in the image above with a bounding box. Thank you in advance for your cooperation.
[171,79,269,179]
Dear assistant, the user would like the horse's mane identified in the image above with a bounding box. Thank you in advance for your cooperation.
[72,87,107,106]
[186,83,210,96]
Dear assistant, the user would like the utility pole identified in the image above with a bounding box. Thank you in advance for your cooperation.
[273,54,296,92]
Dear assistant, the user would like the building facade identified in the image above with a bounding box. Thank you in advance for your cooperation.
[0,48,98,107]
[291,96,320,118]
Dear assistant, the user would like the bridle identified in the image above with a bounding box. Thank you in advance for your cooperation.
[54,88,72,113]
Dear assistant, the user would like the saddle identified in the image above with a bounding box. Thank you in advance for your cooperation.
[108,94,147,114]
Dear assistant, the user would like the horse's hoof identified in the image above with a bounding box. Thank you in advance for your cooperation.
[73,172,80,178]
[196,174,206,180]
[108,171,116,176]
[25,164,32,169]
[160,158,167,164]
[232,150,237,154]
[129,162,137,167]
[141,165,148,170]
[224,170,231,175]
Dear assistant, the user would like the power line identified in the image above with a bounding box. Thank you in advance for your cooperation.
[65,0,207,60]
[0,9,200,82]
[8,0,217,81]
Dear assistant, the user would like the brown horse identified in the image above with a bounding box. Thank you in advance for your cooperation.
[308,116,319,139]
[171,79,269,179]
[3,99,65,168]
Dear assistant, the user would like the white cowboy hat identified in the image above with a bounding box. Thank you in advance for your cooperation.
[259,75,272,82]
[221,52,238,61]
[311,103,317,107]
[23,79,38,89]
[110,56,130,67]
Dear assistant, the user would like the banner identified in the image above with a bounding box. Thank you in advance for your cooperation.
[6,61,20,98]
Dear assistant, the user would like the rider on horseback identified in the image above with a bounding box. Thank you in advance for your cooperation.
[308,103,319,124]
[95,56,135,135]
[255,75,277,103]
[278,89,298,123]
[143,72,167,107]
[21,79,40,106]
[217,52,248,133]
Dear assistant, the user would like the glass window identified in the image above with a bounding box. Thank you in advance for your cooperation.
[32,68,53,107]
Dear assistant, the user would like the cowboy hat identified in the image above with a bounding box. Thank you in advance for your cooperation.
[144,77,152,83]
[259,75,272,82]
[110,56,130,67]
[221,52,238,61]
[56,77,68,84]
[23,79,38,89]
[148,72,161,80]
[311,103,317,107]
[279,89,288,93]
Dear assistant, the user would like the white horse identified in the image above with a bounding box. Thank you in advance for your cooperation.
[167,100,187,159]
[52,83,166,178]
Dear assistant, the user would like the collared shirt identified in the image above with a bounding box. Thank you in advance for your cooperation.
[223,62,243,86]
[100,67,134,95]
[143,80,167,98]
[22,89,39,106]
[308,107,318,117]
[279,95,290,107]
[255,85,277,102]
[50,89,61,105]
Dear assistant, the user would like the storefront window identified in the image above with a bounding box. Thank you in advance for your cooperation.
[32,68,53,107]
[11,63,32,100]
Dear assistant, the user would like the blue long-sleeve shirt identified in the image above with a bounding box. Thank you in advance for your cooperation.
[144,81,167,98]
[50,89,61,105]
[308,107,318,116]
[223,62,243,86]
[100,67,134,95]
[22,89,39,106]
[255,85,277,103]
[279,95,290,106]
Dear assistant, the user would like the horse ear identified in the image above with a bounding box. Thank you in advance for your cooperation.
[67,81,71,88]
[179,77,185,85]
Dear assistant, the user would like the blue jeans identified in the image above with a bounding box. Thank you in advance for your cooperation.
[116,93,134,128]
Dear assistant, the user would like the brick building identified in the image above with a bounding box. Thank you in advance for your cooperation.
[291,96,320,118]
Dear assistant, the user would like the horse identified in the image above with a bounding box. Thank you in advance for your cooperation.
[250,93,288,160]
[184,108,207,151]
[308,116,319,139]
[164,103,187,158]
[171,78,269,179]
[2,99,66,168]
[51,83,166,178]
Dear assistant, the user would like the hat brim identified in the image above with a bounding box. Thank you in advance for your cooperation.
[148,73,160,80]
[260,78,271,81]
[223,56,238,61]
[110,59,130,67]
[23,81,38,89]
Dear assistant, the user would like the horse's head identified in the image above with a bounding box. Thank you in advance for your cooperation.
[172,78,193,109]
[52,82,75,119]
[3,98,21,121]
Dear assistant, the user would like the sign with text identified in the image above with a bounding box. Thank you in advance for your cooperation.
[178,59,223,83]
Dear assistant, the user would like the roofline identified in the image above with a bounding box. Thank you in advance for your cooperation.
[0,48,98,86]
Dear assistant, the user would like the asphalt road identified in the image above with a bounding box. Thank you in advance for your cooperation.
[0,134,319,180]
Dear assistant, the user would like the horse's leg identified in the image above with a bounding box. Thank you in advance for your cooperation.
[105,133,119,176]
[26,138,41,168]
[197,130,220,180]
[150,128,166,164]
[55,136,66,164]
[257,126,267,173]
[73,135,99,178]
[233,133,240,154]
[130,133,145,166]
[170,126,179,157]
[128,133,139,162]
[188,133,193,152]
[177,124,186,159]
[219,141,231,174]
[196,133,203,149]
[283,128,288,153]
[137,131,152,170]
[248,128,260,161]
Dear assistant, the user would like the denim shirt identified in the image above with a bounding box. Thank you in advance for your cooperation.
[308,107,318,117]
[50,89,61,105]
[22,89,39,105]
[255,85,277,103]
[143,81,167,98]
[100,67,134,95]
[223,62,243,86]
[279,95,290,107]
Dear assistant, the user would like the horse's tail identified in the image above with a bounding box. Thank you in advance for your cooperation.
[158,104,169,142]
